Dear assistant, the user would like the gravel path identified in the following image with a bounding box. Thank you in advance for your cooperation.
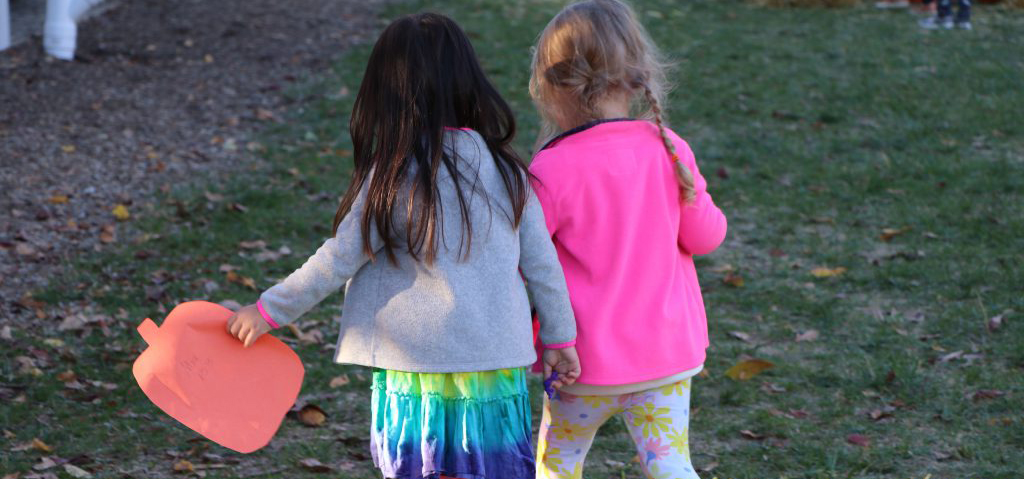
[0,0,384,322]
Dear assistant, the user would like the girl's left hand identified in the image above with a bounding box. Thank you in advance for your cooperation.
[543,346,581,389]
[226,304,272,347]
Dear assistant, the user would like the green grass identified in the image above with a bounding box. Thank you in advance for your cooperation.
[3,0,1022,478]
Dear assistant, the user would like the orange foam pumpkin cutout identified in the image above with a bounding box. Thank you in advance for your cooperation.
[133,301,304,453]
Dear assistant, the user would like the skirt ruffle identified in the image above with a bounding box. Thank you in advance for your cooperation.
[370,368,535,479]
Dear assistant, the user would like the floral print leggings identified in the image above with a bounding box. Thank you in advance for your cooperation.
[536,378,700,479]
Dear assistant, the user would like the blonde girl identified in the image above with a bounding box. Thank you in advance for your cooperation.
[528,1,728,478]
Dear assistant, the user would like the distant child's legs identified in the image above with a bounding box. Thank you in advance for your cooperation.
[937,0,971,22]
[536,379,699,479]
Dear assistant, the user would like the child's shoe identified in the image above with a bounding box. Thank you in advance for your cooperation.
[919,16,953,30]
[955,21,972,30]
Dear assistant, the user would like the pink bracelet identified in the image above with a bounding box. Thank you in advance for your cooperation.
[543,340,576,350]
[255,300,280,329]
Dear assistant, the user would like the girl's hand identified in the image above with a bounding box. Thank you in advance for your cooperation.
[543,346,581,389]
[226,304,271,347]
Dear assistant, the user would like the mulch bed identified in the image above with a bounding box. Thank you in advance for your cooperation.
[0,0,385,323]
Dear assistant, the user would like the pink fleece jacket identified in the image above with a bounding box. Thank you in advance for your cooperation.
[530,119,727,385]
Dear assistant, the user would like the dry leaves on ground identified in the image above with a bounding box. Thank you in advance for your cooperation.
[846,434,870,447]
[988,310,1010,332]
[795,329,819,342]
[297,404,328,427]
[811,266,846,278]
[329,374,351,388]
[298,458,334,473]
[725,358,774,381]
[722,273,745,288]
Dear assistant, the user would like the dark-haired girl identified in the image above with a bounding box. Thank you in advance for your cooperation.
[224,12,580,479]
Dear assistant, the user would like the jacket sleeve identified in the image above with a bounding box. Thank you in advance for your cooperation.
[518,184,577,348]
[258,178,382,327]
[675,139,727,256]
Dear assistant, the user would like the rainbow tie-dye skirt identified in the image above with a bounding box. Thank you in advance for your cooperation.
[370,367,535,479]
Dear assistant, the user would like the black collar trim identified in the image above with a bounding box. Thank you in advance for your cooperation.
[539,118,636,152]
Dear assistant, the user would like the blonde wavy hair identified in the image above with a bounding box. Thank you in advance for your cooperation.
[529,0,694,201]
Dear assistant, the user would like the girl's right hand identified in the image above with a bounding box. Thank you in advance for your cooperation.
[543,346,581,389]
[226,304,272,347]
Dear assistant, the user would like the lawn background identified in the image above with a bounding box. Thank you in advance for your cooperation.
[3,0,1022,478]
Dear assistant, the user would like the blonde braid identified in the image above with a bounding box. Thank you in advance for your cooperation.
[643,84,695,203]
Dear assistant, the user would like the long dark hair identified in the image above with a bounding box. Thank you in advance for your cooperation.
[333,12,530,265]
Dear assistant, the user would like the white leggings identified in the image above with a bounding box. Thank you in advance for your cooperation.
[536,378,700,479]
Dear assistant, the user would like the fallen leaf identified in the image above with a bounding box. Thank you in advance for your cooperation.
[795,329,819,342]
[33,457,57,471]
[238,240,266,250]
[329,375,351,388]
[988,310,1010,332]
[286,324,324,345]
[2,472,19,479]
[297,404,328,427]
[939,350,963,363]
[31,438,53,453]
[811,266,846,278]
[48,195,69,204]
[716,167,729,179]
[229,202,249,213]
[15,243,37,256]
[225,271,257,290]
[56,370,77,382]
[99,225,116,244]
[727,331,752,342]
[739,429,764,440]
[1,326,12,340]
[971,389,1005,402]
[760,382,785,393]
[173,459,194,473]
[710,263,735,274]
[298,458,334,473]
[725,359,774,381]
[58,313,101,331]
[42,338,64,348]
[203,54,214,63]
[697,461,718,473]
[868,409,893,421]
[787,409,809,419]
[255,108,277,121]
[722,273,744,288]
[63,465,92,478]
[203,191,224,203]
[254,250,282,262]
[603,459,625,468]
[112,204,131,221]
[61,145,76,153]
[218,264,239,273]
[880,227,911,242]
[846,434,870,447]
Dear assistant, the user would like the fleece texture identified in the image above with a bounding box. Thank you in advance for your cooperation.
[260,129,576,373]
[530,120,727,385]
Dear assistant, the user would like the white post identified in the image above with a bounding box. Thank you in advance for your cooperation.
[0,0,11,51]
[44,0,75,59]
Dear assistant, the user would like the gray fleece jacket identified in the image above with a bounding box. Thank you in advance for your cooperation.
[259,129,576,373]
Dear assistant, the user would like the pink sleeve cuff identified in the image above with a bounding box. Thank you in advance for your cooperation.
[256,300,280,329]
[543,340,576,349]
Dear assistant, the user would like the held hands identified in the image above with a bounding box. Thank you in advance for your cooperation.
[226,304,271,348]
[543,346,581,389]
